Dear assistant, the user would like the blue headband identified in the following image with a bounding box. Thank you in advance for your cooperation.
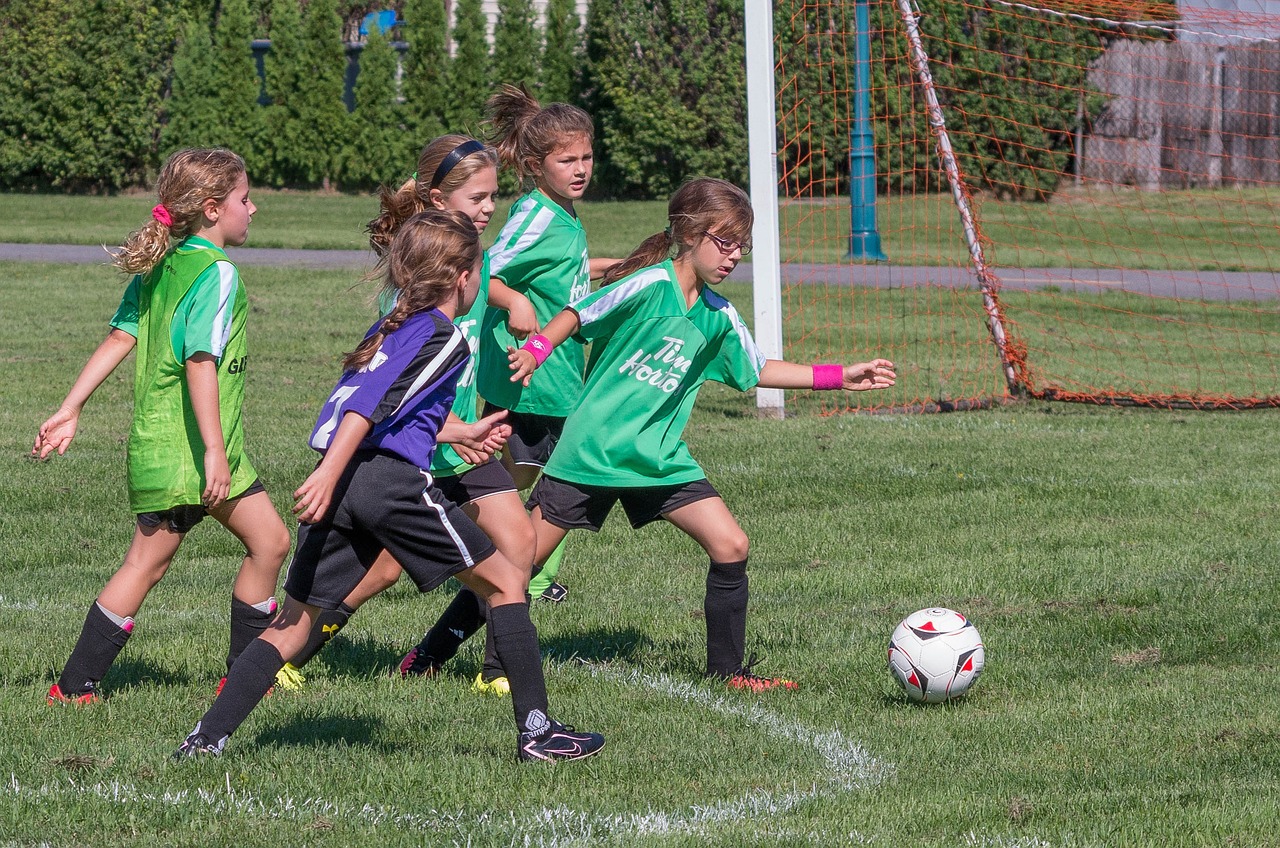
[430,140,487,189]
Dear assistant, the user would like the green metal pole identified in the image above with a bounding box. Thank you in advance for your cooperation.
[848,0,888,261]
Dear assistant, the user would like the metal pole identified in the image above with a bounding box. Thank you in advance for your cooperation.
[745,0,786,418]
[847,0,888,261]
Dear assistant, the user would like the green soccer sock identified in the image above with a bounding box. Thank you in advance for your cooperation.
[527,537,567,597]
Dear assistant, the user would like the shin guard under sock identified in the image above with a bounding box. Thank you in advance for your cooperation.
[416,588,485,666]
[290,603,354,669]
[704,559,749,678]
[201,639,284,744]
[487,602,548,735]
[58,602,133,696]
[227,596,278,673]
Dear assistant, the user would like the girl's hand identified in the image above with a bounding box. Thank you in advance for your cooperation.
[32,407,81,459]
[202,448,232,509]
[451,410,512,464]
[843,359,897,391]
[508,347,537,386]
[505,295,539,341]
[293,465,340,525]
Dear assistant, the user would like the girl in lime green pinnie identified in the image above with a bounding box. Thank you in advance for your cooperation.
[35,148,290,705]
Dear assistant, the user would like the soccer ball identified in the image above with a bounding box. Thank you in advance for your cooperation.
[887,607,985,703]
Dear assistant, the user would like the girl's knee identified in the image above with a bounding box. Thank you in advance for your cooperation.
[714,532,749,564]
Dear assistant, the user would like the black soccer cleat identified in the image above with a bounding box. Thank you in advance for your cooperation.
[538,582,568,603]
[173,726,226,760]
[517,719,605,762]
[396,646,442,679]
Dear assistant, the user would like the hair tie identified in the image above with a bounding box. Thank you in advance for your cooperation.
[430,140,486,189]
[151,205,173,228]
[411,171,418,182]
[663,225,673,238]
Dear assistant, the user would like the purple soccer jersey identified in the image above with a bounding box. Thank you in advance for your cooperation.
[309,309,470,469]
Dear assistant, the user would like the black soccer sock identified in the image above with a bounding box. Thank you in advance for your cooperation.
[58,602,133,696]
[704,559,749,678]
[480,604,504,682]
[416,588,485,666]
[487,602,549,735]
[289,603,355,669]
[227,596,278,674]
[199,639,284,744]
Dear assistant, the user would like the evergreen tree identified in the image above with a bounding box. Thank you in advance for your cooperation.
[210,0,265,173]
[446,0,491,133]
[160,16,221,158]
[261,0,304,186]
[540,0,581,105]
[343,28,411,187]
[297,0,350,188]
[402,0,448,140]
[492,0,539,92]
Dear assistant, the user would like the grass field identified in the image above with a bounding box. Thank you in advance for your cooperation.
[3,259,1279,846]
[5,185,1280,271]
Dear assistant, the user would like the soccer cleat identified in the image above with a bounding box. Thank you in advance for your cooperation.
[722,654,799,693]
[274,662,305,691]
[173,730,225,760]
[518,719,605,762]
[396,647,442,679]
[471,672,511,696]
[538,582,569,603]
[46,683,100,706]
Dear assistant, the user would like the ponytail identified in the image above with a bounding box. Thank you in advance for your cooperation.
[601,231,676,286]
[485,83,593,180]
[367,177,427,256]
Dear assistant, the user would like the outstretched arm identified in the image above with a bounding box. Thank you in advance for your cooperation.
[758,358,896,392]
[293,411,373,524]
[33,328,137,459]
[506,308,583,386]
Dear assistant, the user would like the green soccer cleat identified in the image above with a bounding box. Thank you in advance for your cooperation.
[471,672,511,696]
[274,662,306,691]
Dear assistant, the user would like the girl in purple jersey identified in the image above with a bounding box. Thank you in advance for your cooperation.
[175,210,603,762]
[508,178,896,692]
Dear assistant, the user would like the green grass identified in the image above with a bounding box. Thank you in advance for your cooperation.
[7,185,1280,271]
[3,261,1279,846]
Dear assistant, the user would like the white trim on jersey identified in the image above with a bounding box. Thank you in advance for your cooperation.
[489,201,556,277]
[704,287,768,372]
[418,469,478,568]
[389,325,469,418]
[574,265,670,326]
[209,260,238,358]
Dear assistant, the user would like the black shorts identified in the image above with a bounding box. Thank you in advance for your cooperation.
[481,402,564,469]
[434,456,517,506]
[284,453,497,610]
[527,475,720,531]
[136,479,266,534]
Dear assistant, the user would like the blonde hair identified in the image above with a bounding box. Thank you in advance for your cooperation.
[366,135,499,256]
[485,83,593,181]
[344,209,481,372]
[115,148,246,274]
[601,178,753,285]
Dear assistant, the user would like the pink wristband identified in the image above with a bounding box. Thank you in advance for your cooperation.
[812,363,844,390]
[522,334,553,366]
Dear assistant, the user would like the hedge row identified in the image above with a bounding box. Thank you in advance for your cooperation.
[0,0,1102,198]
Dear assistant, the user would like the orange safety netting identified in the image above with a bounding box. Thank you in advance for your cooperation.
[773,0,1280,413]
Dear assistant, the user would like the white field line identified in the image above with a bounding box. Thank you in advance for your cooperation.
[5,664,893,845]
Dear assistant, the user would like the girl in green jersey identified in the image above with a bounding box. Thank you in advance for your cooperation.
[35,149,290,704]
[272,136,538,696]
[508,178,897,691]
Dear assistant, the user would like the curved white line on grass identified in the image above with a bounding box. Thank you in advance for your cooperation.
[7,666,894,844]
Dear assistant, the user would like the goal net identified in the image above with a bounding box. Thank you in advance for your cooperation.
[770,0,1280,413]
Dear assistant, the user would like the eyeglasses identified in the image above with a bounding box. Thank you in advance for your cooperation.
[704,231,752,257]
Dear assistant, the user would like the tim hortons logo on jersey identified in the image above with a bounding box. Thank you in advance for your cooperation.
[225,356,248,375]
[618,336,692,393]
[570,249,591,302]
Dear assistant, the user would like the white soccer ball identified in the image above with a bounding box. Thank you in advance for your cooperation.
[887,607,985,703]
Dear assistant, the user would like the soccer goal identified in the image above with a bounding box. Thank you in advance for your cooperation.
[747,0,1280,415]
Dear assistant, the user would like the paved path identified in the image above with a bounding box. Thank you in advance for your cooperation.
[4,243,1276,301]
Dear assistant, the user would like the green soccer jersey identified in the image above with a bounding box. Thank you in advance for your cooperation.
[477,189,590,416]
[109,236,256,512]
[544,260,766,488]
[431,254,491,477]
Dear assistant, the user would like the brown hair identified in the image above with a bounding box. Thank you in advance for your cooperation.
[601,178,754,285]
[344,209,482,372]
[485,83,593,181]
[366,135,499,256]
[114,148,246,274]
